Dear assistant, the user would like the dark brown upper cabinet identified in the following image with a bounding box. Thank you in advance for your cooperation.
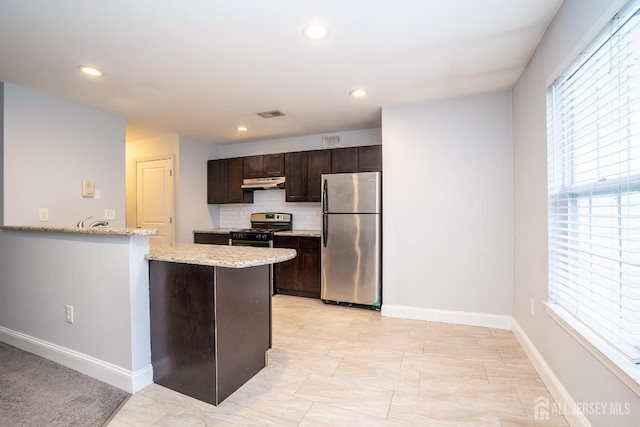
[207,158,254,204]
[284,152,307,202]
[306,150,332,202]
[331,147,359,173]
[243,154,284,178]
[285,150,331,202]
[358,145,382,172]
[331,146,382,173]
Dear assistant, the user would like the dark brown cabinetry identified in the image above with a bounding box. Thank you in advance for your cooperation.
[274,236,321,298]
[285,150,331,202]
[149,261,270,406]
[194,233,230,245]
[284,152,307,202]
[207,158,253,204]
[307,150,332,201]
[358,145,383,172]
[207,146,380,204]
[331,147,359,173]
[243,153,284,178]
[331,146,382,173]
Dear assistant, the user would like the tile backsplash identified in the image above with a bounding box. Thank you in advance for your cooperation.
[219,190,321,230]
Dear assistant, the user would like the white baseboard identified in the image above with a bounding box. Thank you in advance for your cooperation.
[0,326,152,394]
[511,320,591,427]
[381,304,512,330]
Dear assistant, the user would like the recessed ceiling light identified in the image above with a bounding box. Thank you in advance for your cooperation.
[77,65,104,77]
[236,126,248,132]
[303,23,331,41]
[349,89,368,97]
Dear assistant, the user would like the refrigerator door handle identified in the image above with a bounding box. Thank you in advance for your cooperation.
[322,179,328,213]
[322,214,328,247]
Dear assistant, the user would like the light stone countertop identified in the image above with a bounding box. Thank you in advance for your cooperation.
[193,229,321,238]
[145,242,297,268]
[1,225,158,236]
[274,230,321,238]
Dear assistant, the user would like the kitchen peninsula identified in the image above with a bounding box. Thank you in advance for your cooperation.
[145,242,296,405]
[0,225,295,405]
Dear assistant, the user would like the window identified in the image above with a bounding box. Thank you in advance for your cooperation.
[547,0,640,365]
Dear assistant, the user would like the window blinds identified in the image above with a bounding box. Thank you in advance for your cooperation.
[547,0,640,363]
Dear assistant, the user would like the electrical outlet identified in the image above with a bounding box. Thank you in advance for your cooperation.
[529,297,535,316]
[104,209,116,220]
[38,208,49,221]
[65,305,74,324]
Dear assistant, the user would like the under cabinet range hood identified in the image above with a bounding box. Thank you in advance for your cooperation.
[241,176,286,190]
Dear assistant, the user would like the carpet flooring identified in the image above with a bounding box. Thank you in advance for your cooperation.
[0,341,130,427]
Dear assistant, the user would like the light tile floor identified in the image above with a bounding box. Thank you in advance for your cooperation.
[108,295,568,426]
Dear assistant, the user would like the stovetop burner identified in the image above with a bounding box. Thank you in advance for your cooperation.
[231,213,292,242]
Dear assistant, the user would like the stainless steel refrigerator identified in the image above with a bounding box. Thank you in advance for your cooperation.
[321,172,381,307]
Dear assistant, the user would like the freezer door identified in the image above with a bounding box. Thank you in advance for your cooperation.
[321,213,381,305]
[322,172,381,214]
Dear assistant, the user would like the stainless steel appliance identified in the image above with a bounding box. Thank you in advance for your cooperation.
[321,172,381,307]
[229,213,292,248]
[241,177,286,190]
[230,212,292,297]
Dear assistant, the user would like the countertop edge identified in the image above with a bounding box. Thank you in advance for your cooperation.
[145,243,297,268]
[193,229,321,238]
[1,225,159,236]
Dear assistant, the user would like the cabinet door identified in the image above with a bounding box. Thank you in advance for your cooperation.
[207,160,227,204]
[285,152,308,202]
[307,150,332,202]
[299,238,321,297]
[243,156,264,179]
[263,153,285,177]
[331,147,358,173]
[358,145,382,172]
[274,236,299,292]
[227,158,253,204]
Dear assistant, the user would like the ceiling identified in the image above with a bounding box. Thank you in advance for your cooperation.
[0,0,562,144]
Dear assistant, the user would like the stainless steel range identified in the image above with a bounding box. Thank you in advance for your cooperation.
[230,212,292,299]
[230,213,292,247]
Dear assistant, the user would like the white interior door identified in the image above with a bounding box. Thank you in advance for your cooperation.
[136,158,174,245]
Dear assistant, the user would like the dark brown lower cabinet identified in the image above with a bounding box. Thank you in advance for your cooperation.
[193,233,230,245]
[149,261,270,406]
[274,236,321,298]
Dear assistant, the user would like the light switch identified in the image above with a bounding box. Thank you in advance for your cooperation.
[82,180,95,197]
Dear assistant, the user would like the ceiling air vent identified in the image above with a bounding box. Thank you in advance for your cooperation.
[322,135,341,148]
[257,110,286,118]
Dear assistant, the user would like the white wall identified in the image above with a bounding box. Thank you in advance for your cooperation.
[176,135,219,242]
[0,83,4,225]
[381,91,513,327]
[217,128,381,159]
[0,230,151,393]
[2,83,126,226]
[513,0,639,425]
